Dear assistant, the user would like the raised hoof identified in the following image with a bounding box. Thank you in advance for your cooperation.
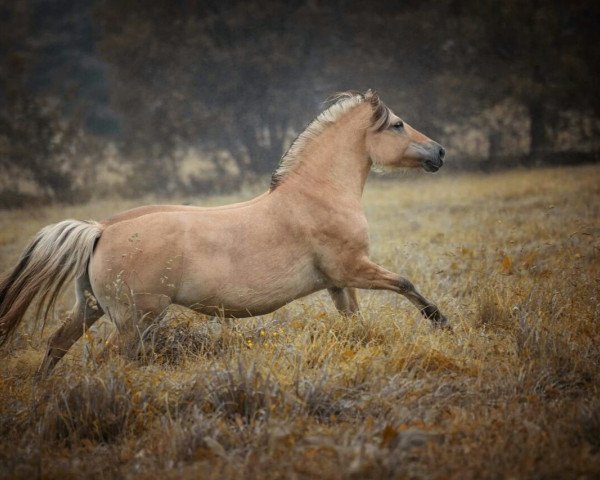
[421,305,452,332]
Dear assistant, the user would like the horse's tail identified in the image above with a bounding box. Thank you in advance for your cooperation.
[0,220,102,346]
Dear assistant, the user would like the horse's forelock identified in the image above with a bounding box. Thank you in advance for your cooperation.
[365,90,391,132]
[329,89,391,131]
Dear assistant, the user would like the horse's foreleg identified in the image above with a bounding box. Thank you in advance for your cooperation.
[327,287,360,316]
[345,258,449,328]
[346,288,359,312]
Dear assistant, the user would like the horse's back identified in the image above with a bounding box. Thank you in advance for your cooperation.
[101,193,270,227]
[102,204,200,227]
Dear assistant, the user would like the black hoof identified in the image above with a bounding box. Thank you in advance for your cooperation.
[421,305,451,331]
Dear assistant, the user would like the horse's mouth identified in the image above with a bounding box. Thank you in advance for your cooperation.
[423,159,443,172]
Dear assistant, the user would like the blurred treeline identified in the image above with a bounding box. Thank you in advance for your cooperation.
[0,0,599,205]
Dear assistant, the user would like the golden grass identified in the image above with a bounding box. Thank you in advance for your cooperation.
[0,165,599,479]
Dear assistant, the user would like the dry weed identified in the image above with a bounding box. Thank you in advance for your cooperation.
[0,166,599,478]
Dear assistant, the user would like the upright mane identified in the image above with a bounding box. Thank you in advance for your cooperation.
[269,89,392,190]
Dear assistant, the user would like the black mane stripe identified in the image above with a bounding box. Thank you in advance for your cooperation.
[269,90,391,190]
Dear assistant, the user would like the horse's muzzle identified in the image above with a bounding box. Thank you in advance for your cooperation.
[422,144,445,172]
[423,159,443,172]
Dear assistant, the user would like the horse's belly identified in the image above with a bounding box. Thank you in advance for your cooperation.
[175,257,327,317]
[189,300,294,318]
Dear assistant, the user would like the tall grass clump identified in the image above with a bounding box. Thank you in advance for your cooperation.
[180,361,282,424]
[38,369,133,444]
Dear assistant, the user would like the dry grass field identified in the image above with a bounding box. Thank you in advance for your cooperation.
[0,165,599,479]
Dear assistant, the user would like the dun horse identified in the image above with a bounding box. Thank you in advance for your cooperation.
[0,90,449,378]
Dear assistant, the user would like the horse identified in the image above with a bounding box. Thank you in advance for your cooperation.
[0,90,449,379]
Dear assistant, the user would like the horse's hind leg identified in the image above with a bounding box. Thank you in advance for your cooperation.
[328,287,360,315]
[35,276,104,380]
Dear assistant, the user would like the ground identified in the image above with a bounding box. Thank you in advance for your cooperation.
[0,165,599,479]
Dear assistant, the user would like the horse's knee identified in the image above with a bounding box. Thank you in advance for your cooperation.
[397,277,415,294]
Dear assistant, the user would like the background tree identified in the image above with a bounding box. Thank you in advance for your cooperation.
[0,0,100,204]
[455,0,600,157]
[1,0,598,204]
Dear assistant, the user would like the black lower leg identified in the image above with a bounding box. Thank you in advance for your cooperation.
[420,304,449,327]
[402,285,450,329]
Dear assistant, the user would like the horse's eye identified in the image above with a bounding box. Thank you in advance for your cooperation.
[391,121,404,130]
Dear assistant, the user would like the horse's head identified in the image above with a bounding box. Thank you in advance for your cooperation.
[364,91,445,173]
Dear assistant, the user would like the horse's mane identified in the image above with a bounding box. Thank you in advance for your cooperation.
[269,90,392,190]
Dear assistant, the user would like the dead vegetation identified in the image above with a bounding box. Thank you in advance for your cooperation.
[0,165,599,479]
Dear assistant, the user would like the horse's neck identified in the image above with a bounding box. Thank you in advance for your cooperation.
[278,121,371,203]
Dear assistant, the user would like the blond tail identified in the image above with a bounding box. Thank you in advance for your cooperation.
[0,220,102,346]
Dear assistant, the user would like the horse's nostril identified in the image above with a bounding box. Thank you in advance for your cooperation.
[439,147,446,159]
